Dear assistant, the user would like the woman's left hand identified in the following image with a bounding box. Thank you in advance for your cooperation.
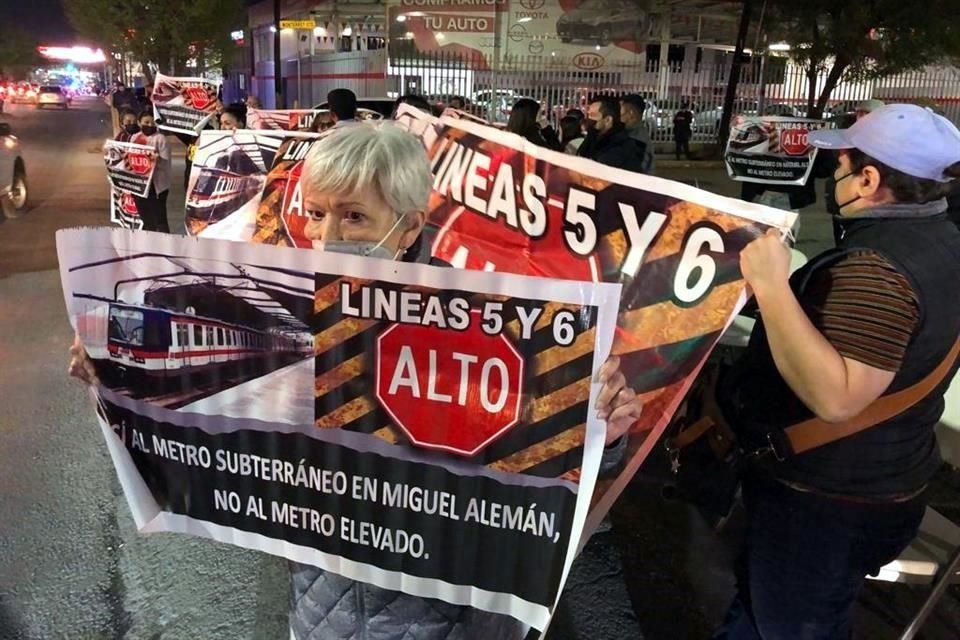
[596,355,643,444]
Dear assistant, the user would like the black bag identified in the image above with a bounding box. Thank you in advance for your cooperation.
[666,334,960,530]
[664,363,743,530]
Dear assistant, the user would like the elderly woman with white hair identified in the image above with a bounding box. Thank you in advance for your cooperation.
[289,122,641,640]
[69,122,643,638]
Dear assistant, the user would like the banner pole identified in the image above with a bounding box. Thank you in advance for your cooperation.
[274,0,284,108]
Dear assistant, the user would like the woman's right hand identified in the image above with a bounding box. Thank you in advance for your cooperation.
[68,334,99,386]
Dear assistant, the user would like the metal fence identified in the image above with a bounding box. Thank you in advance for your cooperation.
[388,50,960,143]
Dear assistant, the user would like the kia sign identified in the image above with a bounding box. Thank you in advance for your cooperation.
[376,314,524,456]
[573,52,604,70]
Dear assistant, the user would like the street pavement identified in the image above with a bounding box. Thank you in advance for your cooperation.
[0,97,958,639]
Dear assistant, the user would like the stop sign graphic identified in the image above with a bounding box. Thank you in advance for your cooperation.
[128,153,152,175]
[780,128,810,156]
[376,317,524,456]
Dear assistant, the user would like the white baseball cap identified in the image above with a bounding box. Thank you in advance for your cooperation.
[809,104,960,182]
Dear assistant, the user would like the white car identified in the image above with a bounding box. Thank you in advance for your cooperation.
[36,85,70,110]
[0,120,28,218]
[471,90,528,123]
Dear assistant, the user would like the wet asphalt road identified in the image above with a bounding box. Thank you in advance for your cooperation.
[0,98,289,639]
[0,98,958,639]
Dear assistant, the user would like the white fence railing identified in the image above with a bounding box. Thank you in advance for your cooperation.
[387,51,960,143]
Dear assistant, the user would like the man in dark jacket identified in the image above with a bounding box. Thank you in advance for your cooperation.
[620,94,655,175]
[578,95,647,173]
[673,102,694,159]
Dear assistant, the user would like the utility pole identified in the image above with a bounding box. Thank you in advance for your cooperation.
[274,0,284,108]
[718,0,753,149]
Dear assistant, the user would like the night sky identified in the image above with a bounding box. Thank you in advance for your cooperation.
[0,0,76,44]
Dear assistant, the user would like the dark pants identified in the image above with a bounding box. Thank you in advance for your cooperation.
[134,187,170,233]
[712,477,924,640]
[675,136,691,159]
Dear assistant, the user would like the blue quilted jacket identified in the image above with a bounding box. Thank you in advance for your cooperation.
[289,562,529,640]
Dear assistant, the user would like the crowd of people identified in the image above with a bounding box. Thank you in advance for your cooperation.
[78,84,960,640]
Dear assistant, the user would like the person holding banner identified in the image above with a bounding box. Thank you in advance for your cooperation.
[218,105,246,132]
[69,122,643,639]
[713,104,960,640]
[506,98,562,151]
[327,88,358,128]
[290,123,642,639]
[114,109,139,143]
[130,112,171,233]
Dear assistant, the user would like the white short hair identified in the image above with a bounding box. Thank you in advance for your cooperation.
[302,122,432,216]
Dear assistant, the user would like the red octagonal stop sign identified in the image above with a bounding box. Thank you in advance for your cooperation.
[376,317,524,457]
[780,128,810,156]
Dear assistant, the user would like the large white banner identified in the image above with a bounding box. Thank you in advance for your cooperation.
[57,227,622,632]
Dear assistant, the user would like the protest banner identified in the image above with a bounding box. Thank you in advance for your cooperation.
[151,73,220,135]
[247,108,325,131]
[184,130,323,240]
[385,105,796,532]
[724,115,829,185]
[109,187,142,230]
[57,227,621,631]
[103,140,156,197]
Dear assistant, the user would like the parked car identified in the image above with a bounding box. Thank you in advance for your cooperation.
[556,0,649,46]
[311,98,394,120]
[36,85,70,110]
[428,94,471,113]
[10,83,37,104]
[471,90,539,123]
[0,120,28,219]
[762,102,806,118]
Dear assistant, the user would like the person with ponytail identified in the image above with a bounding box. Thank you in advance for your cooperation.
[714,105,960,639]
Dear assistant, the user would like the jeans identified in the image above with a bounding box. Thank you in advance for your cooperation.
[134,187,170,233]
[675,137,691,159]
[712,477,924,640]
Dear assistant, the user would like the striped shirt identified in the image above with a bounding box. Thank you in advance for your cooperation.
[802,251,920,372]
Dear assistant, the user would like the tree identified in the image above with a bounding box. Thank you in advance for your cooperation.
[0,28,44,79]
[764,0,960,117]
[64,0,244,81]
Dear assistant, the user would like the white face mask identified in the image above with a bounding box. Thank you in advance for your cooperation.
[311,213,407,260]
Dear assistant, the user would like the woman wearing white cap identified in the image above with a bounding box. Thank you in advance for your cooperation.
[825,99,885,244]
[713,104,960,639]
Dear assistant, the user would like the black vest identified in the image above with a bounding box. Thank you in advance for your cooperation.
[723,212,960,497]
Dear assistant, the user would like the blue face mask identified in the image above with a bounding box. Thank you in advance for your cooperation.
[312,213,407,260]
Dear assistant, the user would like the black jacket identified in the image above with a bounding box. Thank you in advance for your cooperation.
[577,125,647,173]
[723,203,960,497]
